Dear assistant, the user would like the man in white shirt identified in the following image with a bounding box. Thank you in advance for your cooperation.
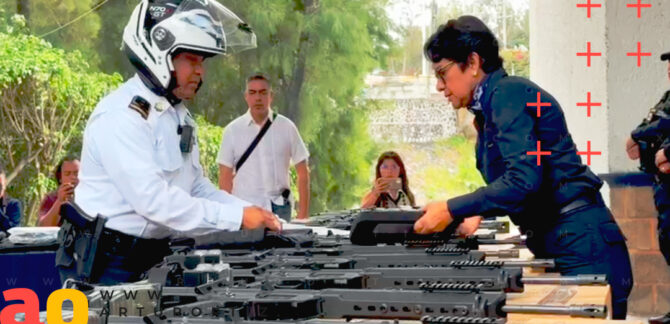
[217,74,310,221]
[58,0,280,285]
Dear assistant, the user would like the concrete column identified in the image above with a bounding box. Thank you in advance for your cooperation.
[606,0,670,172]
[530,0,670,174]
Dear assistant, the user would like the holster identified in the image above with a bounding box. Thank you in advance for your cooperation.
[55,202,106,282]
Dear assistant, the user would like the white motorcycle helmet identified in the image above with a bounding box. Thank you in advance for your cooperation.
[122,0,256,95]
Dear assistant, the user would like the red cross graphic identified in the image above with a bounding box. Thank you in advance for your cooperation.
[577,0,602,18]
[577,141,602,166]
[626,0,652,18]
[526,92,551,117]
[577,42,601,67]
[527,141,551,166]
[627,42,651,67]
[576,92,602,117]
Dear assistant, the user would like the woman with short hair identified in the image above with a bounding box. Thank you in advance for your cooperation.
[413,15,633,319]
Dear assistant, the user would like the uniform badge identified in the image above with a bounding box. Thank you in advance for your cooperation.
[128,96,150,120]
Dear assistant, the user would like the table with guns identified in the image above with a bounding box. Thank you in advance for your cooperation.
[57,207,645,324]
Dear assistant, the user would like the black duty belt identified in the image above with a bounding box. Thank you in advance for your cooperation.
[558,194,602,215]
[100,228,169,252]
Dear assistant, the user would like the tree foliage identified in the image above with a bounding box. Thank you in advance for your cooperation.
[189,0,393,212]
[0,15,122,225]
[28,0,103,67]
[387,0,529,76]
[194,114,224,183]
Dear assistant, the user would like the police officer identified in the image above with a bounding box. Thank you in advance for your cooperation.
[57,0,281,285]
[413,16,633,319]
[627,50,670,324]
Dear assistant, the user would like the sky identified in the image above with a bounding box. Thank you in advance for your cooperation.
[386,0,530,28]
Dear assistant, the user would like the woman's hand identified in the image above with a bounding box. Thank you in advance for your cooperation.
[414,201,453,234]
[362,178,390,208]
[373,178,391,195]
[455,216,483,237]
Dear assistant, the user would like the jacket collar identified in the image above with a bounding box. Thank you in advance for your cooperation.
[477,68,507,112]
[469,68,507,114]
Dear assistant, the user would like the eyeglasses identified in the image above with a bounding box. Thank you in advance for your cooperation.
[434,61,457,83]
[380,164,399,170]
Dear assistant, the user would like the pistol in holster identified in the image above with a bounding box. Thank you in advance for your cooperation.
[55,202,106,282]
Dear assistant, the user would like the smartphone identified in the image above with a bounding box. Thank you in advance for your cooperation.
[387,178,402,192]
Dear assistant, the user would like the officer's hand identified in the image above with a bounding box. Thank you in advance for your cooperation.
[241,206,282,231]
[626,136,640,160]
[455,215,483,237]
[57,183,75,203]
[656,149,670,174]
[414,201,454,234]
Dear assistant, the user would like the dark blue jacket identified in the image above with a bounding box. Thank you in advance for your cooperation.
[448,68,603,230]
[0,195,22,231]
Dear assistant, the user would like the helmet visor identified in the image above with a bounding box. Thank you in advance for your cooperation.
[174,0,257,54]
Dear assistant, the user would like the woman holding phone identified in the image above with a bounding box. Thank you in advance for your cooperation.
[361,151,416,208]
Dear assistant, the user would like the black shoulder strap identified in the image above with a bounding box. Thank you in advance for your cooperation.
[235,111,277,172]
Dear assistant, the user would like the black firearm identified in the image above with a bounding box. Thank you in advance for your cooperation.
[91,288,606,324]
[161,245,543,278]
[347,209,518,246]
[313,232,525,251]
[151,285,606,322]
[180,266,525,293]
[420,304,608,323]
[303,209,361,230]
[480,219,510,233]
[305,208,510,234]
[56,202,107,282]
[158,286,506,321]
[184,228,316,250]
[176,209,516,253]
[169,260,596,294]
[192,245,520,259]
[85,260,604,323]
[154,250,573,295]
[631,90,670,174]
[163,248,487,272]
[107,317,402,324]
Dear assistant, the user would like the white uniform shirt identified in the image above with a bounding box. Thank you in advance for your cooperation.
[75,75,250,239]
[217,110,309,210]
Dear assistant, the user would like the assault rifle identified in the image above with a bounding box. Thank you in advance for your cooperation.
[87,284,607,322]
[304,208,510,234]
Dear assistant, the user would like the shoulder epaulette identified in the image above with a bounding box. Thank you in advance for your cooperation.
[128,96,151,120]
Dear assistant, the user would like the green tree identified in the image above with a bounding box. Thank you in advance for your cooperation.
[0,15,121,225]
[387,0,529,76]
[386,25,424,75]
[436,0,528,50]
[501,48,529,78]
[189,0,394,213]
[5,0,136,76]
[93,0,136,77]
[27,0,103,67]
[194,115,224,183]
